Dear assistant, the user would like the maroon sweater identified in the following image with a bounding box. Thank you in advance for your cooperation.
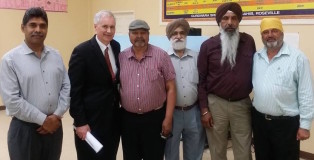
[197,32,256,110]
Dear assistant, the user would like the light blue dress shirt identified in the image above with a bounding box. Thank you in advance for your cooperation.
[0,42,71,125]
[168,48,199,107]
[252,42,314,130]
[166,48,205,160]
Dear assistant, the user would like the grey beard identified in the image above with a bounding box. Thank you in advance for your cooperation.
[219,26,240,68]
[265,41,279,48]
[171,39,186,51]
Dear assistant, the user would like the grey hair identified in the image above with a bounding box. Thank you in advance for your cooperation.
[93,10,115,25]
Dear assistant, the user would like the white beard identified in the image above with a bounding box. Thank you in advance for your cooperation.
[219,26,240,68]
[171,38,186,51]
[265,41,279,48]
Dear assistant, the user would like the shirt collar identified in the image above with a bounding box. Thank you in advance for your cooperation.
[126,44,153,59]
[96,35,111,53]
[277,42,290,56]
[168,47,193,58]
[257,42,290,58]
[239,33,246,43]
[22,41,50,55]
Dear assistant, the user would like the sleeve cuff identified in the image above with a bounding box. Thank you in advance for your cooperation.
[35,113,47,125]
[54,96,71,117]
[300,119,312,130]
[54,107,67,118]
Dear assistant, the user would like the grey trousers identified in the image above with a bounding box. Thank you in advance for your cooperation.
[7,117,63,160]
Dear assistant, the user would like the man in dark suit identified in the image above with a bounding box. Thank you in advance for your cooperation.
[68,10,121,160]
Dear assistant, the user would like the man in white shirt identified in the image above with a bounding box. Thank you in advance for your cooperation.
[252,17,314,160]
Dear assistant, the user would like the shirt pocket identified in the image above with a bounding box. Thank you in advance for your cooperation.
[209,52,224,74]
[188,67,199,84]
[274,67,295,88]
[147,68,163,82]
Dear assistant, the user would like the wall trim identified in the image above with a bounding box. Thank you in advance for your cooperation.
[300,150,314,159]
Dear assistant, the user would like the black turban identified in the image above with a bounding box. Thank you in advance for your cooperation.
[215,2,243,25]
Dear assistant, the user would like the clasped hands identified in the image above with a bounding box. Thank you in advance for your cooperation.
[37,114,61,134]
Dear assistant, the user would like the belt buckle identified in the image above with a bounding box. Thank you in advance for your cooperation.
[265,114,272,120]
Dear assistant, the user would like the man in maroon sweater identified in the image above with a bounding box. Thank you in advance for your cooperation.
[197,2,256,160]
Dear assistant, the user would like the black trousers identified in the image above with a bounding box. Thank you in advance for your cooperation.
[121,107,166,160]
[252,107,300,160]
[74,129,120,160]
[8,117,63,160]
[74,108,121,160]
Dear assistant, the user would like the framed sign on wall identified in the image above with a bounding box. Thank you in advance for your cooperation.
[0,0,67,12]
[162,0,314,25]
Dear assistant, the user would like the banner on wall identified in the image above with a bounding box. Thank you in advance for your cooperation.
[162,0,314,24]
[0,0,67,12]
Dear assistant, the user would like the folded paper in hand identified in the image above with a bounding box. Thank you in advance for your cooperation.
[73,126,103,153]
[85,131,103,153]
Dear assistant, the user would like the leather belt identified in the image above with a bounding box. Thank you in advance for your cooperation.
[264,114,298,120]
[175,101,197,111]
[212,94,245,102]
[253,107,299,120]
[121,105,165,115]
[135,105,163,114]
[122,102,166,115]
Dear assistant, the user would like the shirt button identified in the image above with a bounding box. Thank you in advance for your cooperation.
[46,82,48,84]
[182,77,184,78]
[42,70,45,73]
[48,93,51,95]
[137,73,140,76]
[139,108,142,111]
[181,67,183,69]
[137,97,140,100]
[137,85,139,87]
[183,86,185,88]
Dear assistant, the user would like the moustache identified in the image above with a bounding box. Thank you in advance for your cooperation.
[174,39,185,42]
[266,38,276,41]
[135,38,145,42]
[225,27,236,30]
[31,34,43,37]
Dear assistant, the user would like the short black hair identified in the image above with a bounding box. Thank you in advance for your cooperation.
[22,7,48,26]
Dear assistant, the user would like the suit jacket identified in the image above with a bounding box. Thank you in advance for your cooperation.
[69,35,120,130]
